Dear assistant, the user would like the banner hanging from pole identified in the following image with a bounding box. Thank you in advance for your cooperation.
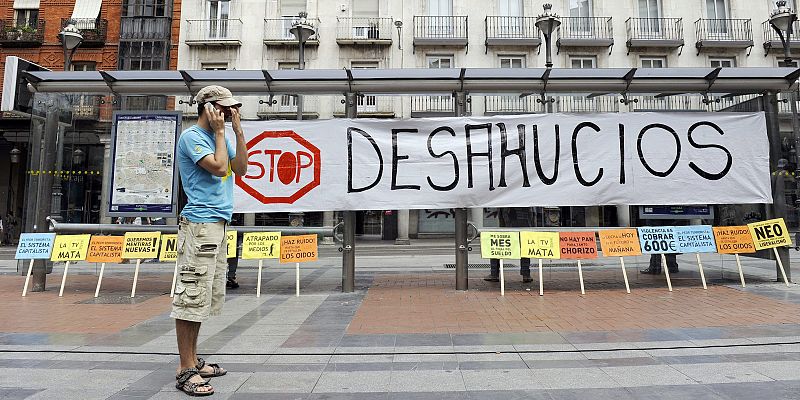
[230,112,770,212]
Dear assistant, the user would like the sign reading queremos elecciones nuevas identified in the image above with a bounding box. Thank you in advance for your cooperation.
[228,112,770,212]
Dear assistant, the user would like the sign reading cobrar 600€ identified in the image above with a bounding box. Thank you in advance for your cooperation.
[229,113,770,212]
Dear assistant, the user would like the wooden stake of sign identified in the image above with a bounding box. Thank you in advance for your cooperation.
[735,254,746,288]
[577,260,585,295]
[662,254,673,292]
[21,259,35,297]
[538,259,544,296]
[131,259,141,298]
[58,261,71,297]
[499,259,505,296]
[169,260,179,298]
[94,263,106,297]
[772,247,790,286]
[695,254,708,290]
[296,262,300,297]
[256,260,263,297]
[619,257,631,294]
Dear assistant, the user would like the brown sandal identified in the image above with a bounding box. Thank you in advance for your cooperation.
[197,357,227,378]
[176,367,214,397]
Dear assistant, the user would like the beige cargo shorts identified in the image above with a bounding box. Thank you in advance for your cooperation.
[170,217,227,323]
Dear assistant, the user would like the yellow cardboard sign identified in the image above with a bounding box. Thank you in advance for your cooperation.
[280,234,318,263]
[520,231,560,259]
[227,230,237,259]
[86,236,124,263]
[122,231,161,259]
[242,232,281,259]
[480,231,520,259]
[748,218,792,250]
[713,226,756,254]
[597,229,642,257]
[50,234,92,262]
[159,234,178,262]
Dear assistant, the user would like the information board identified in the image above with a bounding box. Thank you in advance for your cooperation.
[108,112,181,217]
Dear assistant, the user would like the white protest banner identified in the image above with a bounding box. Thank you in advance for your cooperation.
[229,113,770,212]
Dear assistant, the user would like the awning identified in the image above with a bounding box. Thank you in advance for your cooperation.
[71,0,101,21]
[13,0,40,9]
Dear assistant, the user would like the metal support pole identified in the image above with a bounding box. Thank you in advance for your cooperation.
[31,105,60,291]
[297,40,305,121]
[764,91,792,282]
[454,91,469,290]
[342,92,358,293]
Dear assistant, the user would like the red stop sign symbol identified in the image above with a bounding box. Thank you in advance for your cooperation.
[236,130,321,204]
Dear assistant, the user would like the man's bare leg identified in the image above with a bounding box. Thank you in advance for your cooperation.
[176,319,211,393]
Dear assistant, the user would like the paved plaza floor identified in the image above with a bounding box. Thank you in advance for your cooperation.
[1,241,800,399]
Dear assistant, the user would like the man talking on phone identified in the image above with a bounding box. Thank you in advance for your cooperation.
[172,85,248,396]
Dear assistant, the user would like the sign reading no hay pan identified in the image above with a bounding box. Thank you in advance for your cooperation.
[559,232,598,260]
[232,113,770,213]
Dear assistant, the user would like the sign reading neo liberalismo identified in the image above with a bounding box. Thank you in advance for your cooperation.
[229,112,770,212]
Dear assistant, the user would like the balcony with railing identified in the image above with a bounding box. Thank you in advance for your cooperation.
[625,18,684,51]
[336,17,393,45]
[695,19,753,54]
[264,17,320,45]
[556,17,613,53]
[62,18,108,47]
[763,20,800,53]
[257,95,319,119]
[413,16,468,48]
[121,17,172,40]
[484,16,540,48]
[184,19,243,46]
[554,95,620,113]
[629,95,707,111]
[484,95,544,115]
[411,95,471,117]
[333,95,395,117]
[0,19,44,47]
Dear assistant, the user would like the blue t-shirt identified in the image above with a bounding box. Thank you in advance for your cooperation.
[177,125,236,222]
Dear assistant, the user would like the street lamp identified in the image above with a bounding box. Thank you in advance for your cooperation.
[535,4,560,112]
[290,12,316,121]
[58,20,83,71]
[535,3,561,69]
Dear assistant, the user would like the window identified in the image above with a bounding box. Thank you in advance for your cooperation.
[428,0,453,15]
[281,0,305,16]
[123,0,169,17]
[119,40,167,70]
[353,0,378,17]
[201,62,228,70]
[498,0,522,16]
[427,55,453,111]
[208,0,230,38]
[638,0,661,34]
[70,62,96,71]
[499,56,525,69]
[710,57,735,67]
[570,56,596,68]
[569,0,592,17]
[427,55,453,69]
[705,0,729,34]
[641,56,666,68]
[15,8,38,28]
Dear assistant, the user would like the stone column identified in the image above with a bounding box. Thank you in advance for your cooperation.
[616,205,631,227]
[395,209,410,245]
[322,210,335,244]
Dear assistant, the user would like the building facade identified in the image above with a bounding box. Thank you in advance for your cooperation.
[0,0,183,242]
[173,0,800,239]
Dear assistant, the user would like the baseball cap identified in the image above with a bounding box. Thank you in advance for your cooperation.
[194,85,242,107]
